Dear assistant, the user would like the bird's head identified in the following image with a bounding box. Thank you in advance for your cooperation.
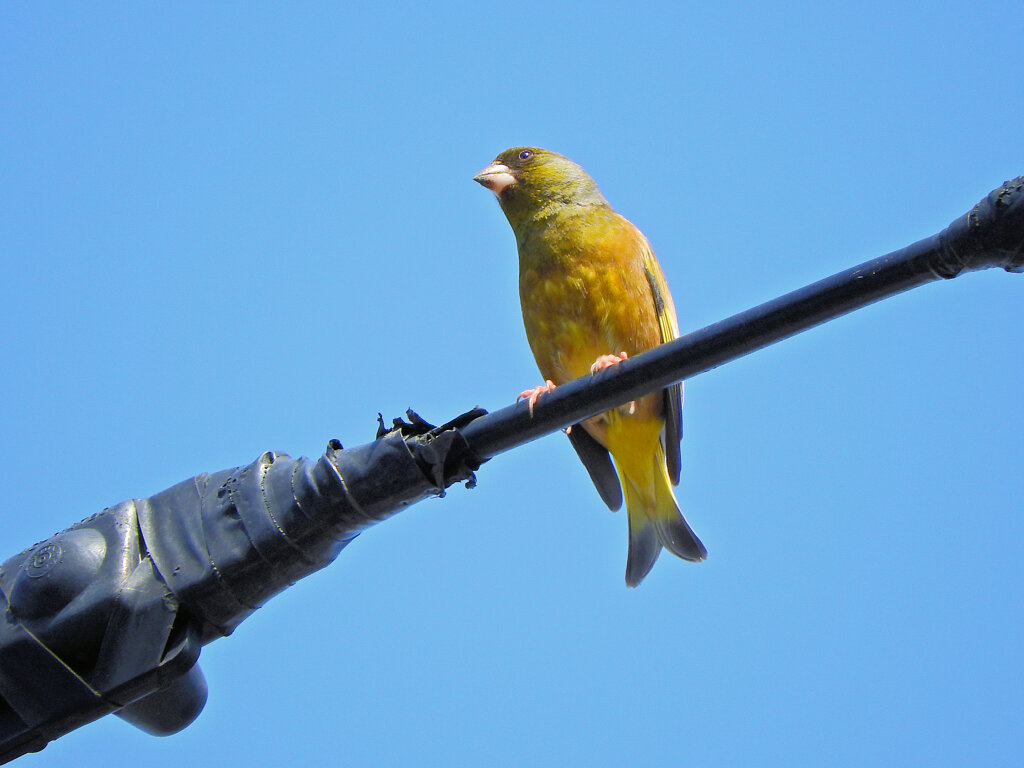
[474,147,608,231]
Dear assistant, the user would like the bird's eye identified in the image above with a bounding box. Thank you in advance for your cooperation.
[518,149,533,161]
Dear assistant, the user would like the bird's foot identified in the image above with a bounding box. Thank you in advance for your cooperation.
[590,352,635,414]
[590,351,628,374]
[517,380,557,417]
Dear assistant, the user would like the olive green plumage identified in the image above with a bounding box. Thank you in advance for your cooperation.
[475,146,706,586]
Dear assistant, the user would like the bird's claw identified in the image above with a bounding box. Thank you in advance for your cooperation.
[517,380,557,417]
[591,352,636,414]
[590,351,628,374]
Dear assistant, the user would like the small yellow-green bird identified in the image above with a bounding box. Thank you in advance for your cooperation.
[474,146,706,587]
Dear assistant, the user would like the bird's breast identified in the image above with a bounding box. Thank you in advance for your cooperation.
[518,219,661,385]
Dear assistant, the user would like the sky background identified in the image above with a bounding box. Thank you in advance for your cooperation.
[2,3,1023,766]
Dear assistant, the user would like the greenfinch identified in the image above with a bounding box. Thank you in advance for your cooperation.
[474,146,706,587]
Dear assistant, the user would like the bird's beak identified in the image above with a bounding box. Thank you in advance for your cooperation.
[473,162,516,195]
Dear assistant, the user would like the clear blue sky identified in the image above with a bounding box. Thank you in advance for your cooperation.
[2,3,1022,766]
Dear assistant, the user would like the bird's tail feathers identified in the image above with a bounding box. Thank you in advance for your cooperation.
[625,502,662,587]
[651,462,707,564]
[622,450,706,587]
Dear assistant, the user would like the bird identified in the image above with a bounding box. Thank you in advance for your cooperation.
[474,146,706,586]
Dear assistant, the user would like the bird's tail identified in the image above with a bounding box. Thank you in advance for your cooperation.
[622,443,706,587]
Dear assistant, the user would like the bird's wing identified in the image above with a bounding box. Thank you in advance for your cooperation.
[567,425,623,511]
[642,249,684,486]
